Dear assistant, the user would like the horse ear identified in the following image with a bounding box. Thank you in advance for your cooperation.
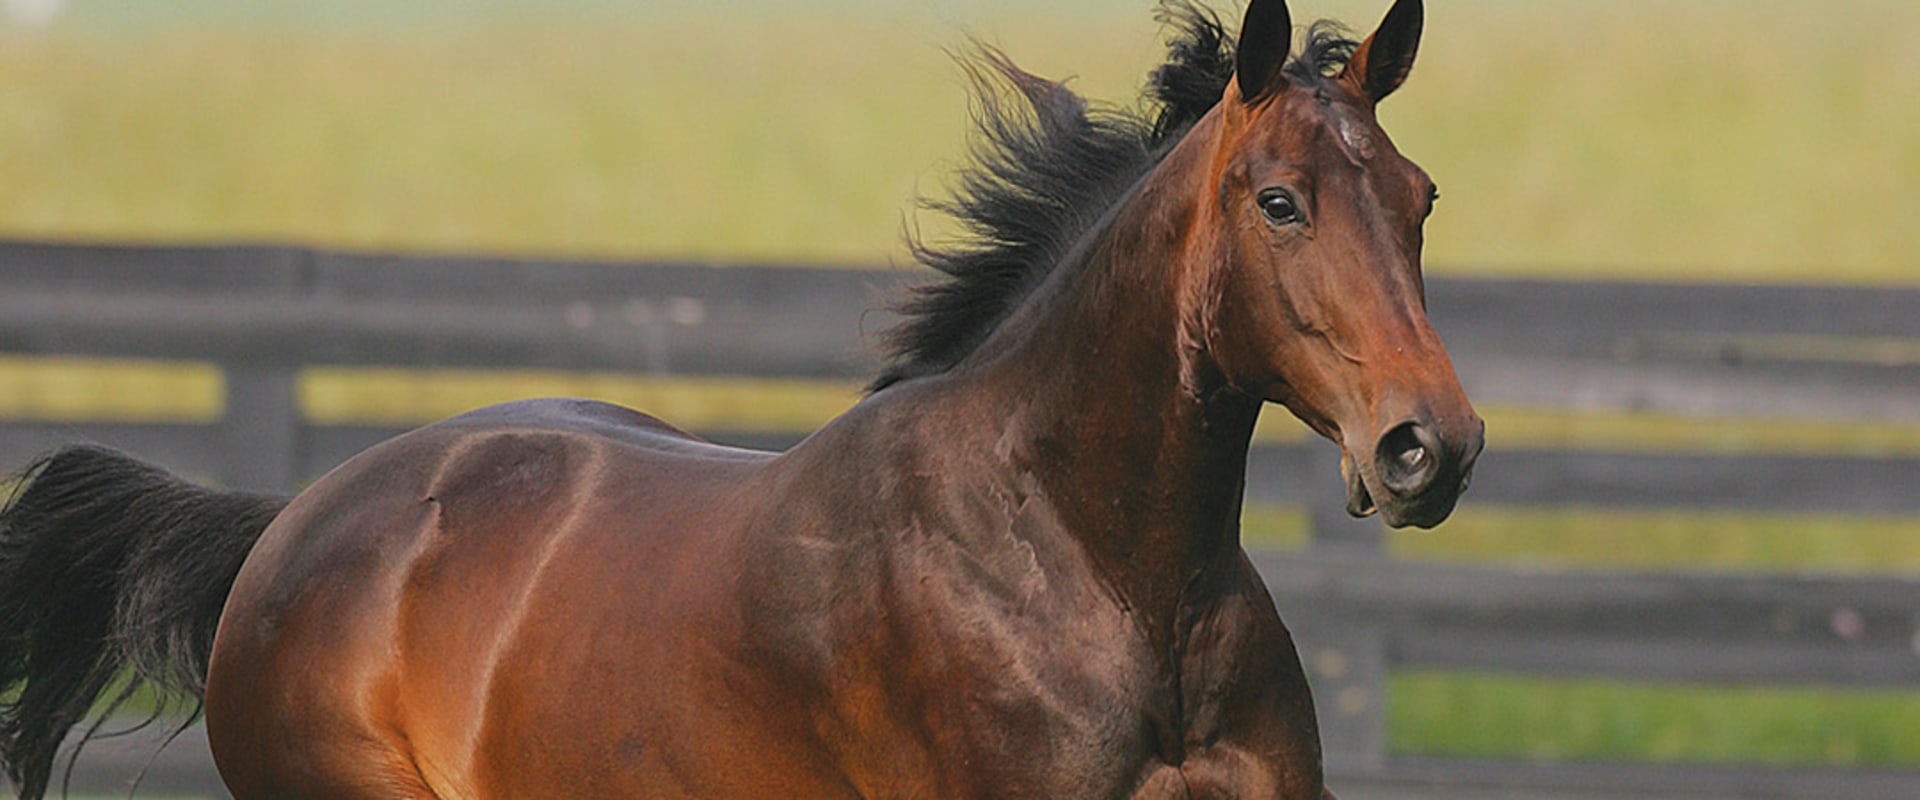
[1234,0,1293,105]
[1344,0,1423,102]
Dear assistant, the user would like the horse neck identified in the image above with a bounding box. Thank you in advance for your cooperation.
[942,117,1260,622]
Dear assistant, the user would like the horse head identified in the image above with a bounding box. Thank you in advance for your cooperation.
[1197,0,1482,528]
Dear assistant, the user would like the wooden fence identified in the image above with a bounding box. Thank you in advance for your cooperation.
[3,240,1918,799]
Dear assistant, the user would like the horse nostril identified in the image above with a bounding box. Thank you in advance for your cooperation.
[1375,421,1440,499]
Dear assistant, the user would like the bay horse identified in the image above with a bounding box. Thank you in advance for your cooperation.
[0,1,1480,797]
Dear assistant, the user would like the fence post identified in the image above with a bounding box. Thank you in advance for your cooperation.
[219,364,300,492]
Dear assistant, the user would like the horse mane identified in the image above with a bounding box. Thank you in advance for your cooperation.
[870,3,1359,391]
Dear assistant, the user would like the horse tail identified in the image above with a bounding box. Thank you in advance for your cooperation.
[0,445,290,799]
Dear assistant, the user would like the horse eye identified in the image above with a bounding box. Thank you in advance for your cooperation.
[1257,189,1302,225]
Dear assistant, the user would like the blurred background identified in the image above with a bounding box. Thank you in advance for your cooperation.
[1,1,1917,798]
[2,0,1915,277]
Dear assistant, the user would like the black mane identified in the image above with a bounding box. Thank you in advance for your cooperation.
[871,4,1358,391]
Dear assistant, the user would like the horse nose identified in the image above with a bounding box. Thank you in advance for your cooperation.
[1374,420,1441,499]
[1373,415,1483,502]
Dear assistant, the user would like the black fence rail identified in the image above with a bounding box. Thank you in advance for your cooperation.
[4,240,1919,799]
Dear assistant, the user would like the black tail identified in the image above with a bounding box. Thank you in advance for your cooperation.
[0,445,289,799]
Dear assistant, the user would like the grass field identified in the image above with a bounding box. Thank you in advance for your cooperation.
[1392,671,1920,768]
[0,0,1916,282]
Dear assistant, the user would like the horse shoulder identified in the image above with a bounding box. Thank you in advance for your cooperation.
[725,401,1166,797]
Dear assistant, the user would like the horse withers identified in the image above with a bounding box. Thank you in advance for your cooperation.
[0,1,1479,797]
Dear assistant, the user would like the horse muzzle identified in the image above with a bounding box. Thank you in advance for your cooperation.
[1344,412,1484,529]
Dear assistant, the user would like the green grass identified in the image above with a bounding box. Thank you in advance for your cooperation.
[1483,406,1920,460]
[1395,505,1920,576]
[1244,501,1920,577]
[1,1,1916,281]
[298,367,866,431]
[1391,670,1920,768]
[0,355,224,423]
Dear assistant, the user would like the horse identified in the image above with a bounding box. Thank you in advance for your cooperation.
[0,1,1479,797]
